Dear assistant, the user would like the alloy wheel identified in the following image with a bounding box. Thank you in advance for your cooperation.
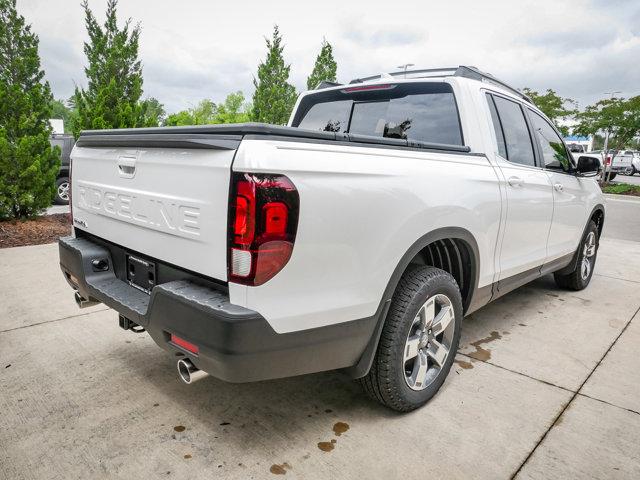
[403,294,455,391]
[58,181,70,202]
[581,231,596,280]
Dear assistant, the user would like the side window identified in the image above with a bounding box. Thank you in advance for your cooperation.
[485,94,507,158]
[493,96,536,167]
[529,111,571,172]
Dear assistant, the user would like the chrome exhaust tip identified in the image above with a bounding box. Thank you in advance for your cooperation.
[74,291,99,309]
[177,358,209,384]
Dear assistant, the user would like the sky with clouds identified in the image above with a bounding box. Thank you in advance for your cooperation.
[18,0,640,114]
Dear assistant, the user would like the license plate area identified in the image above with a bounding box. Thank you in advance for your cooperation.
[126,254,156,294]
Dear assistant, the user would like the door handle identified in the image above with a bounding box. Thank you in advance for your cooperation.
[507,176,524,187]
[117,156,136,178]
[553,183,564,192]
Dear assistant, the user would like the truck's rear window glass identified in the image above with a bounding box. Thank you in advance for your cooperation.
[294,100,351,132]
[293,83,463,146]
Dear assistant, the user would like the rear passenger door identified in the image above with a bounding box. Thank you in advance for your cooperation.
[485,93,554,282]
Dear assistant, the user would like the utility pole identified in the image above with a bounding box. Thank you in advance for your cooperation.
[602,91,621,183]
[397,63,414,78]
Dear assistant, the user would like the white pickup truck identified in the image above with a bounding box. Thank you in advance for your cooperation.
[59,66,605,411]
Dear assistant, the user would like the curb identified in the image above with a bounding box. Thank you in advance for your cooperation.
[604,193,640,203]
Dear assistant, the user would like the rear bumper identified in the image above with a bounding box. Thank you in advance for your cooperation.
[610,166,628,173]
[58,236,375,382]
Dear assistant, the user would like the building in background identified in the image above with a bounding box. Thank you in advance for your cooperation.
[49,119,64,134]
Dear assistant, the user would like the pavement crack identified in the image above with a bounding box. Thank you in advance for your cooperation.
[456,352,575,394]
[594,273,640,285]
[575,392,640,417]
[510,304,640,479]
[0,307,110,334]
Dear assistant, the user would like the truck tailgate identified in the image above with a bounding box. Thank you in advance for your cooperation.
[71,143,236,281]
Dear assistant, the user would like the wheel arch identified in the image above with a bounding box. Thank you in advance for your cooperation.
[345,226,481,378]
[590,204,605,238]
[555,203,605,277]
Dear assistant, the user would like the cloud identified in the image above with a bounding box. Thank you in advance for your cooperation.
[522,28,618,52]
[15,0,640,116]
[343,27,424,48]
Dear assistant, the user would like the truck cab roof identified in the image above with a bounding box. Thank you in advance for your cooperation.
[303,65,532,105]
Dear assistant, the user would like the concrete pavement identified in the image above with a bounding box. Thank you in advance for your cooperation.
[45,205,70,216]
[1,204,639,479]
[612,174,640,187]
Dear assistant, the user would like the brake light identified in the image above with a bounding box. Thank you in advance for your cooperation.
[228,173,299,286]
[342,84,395,93]
[605,156,612,165]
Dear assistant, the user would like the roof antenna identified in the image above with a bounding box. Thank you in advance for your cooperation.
[397,63,415,78]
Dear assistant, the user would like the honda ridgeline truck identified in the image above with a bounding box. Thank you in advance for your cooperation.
[59,66,605,411]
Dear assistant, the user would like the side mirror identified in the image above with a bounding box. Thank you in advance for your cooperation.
[576,156,600,177]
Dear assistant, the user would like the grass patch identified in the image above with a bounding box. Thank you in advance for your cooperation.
[602,183,640,196]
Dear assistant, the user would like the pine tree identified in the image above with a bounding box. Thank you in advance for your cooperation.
[0,0,60,219]
[72,0,144,137]
[251,26,297,125]
[306,39,337,90]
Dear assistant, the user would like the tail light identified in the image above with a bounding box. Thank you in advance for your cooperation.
[228,172,299,286]
[605,156,611,165]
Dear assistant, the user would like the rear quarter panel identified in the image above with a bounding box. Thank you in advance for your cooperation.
[231,139,502,333]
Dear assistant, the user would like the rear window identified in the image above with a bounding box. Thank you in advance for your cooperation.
[292,82,463,146]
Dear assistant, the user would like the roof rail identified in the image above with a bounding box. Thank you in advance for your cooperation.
[348,65,532,104]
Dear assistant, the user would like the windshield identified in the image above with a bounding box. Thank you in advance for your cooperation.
[292,82,464,146]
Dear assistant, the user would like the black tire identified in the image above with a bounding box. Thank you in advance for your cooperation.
[554,221,599,291]
[608,173,617,181]
[630,166,636,176]
[360,266,463,412]
[54,177,70,205]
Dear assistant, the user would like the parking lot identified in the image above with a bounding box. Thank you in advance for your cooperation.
[1,197,639,479]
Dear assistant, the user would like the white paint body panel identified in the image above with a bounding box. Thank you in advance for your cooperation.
[71,146,234,280]
[232,138,502,333]
[545,171,601,261]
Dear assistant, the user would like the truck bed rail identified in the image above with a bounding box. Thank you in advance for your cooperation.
[75,123,471,154]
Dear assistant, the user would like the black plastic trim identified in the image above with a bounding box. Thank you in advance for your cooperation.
[346,227,480,378]
[555,204,605,276]
[59,235,377,383]
[76,123,471,155]
[76,133,242,150]
[241,133,475,155]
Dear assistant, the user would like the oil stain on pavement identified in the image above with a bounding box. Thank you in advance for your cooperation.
[270,421,351,474]
[467,331,502,361]
[270,462,292,475]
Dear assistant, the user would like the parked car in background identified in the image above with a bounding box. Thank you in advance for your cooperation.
[567,144,585,154]
[608,150,633,177]
[616,150,638,176]
[50,134,75,204]
[630,152,640,175]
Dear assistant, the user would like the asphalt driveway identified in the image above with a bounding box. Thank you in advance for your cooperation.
[1,200,639,479]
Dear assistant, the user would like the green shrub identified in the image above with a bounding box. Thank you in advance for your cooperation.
[0,0,60,219]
